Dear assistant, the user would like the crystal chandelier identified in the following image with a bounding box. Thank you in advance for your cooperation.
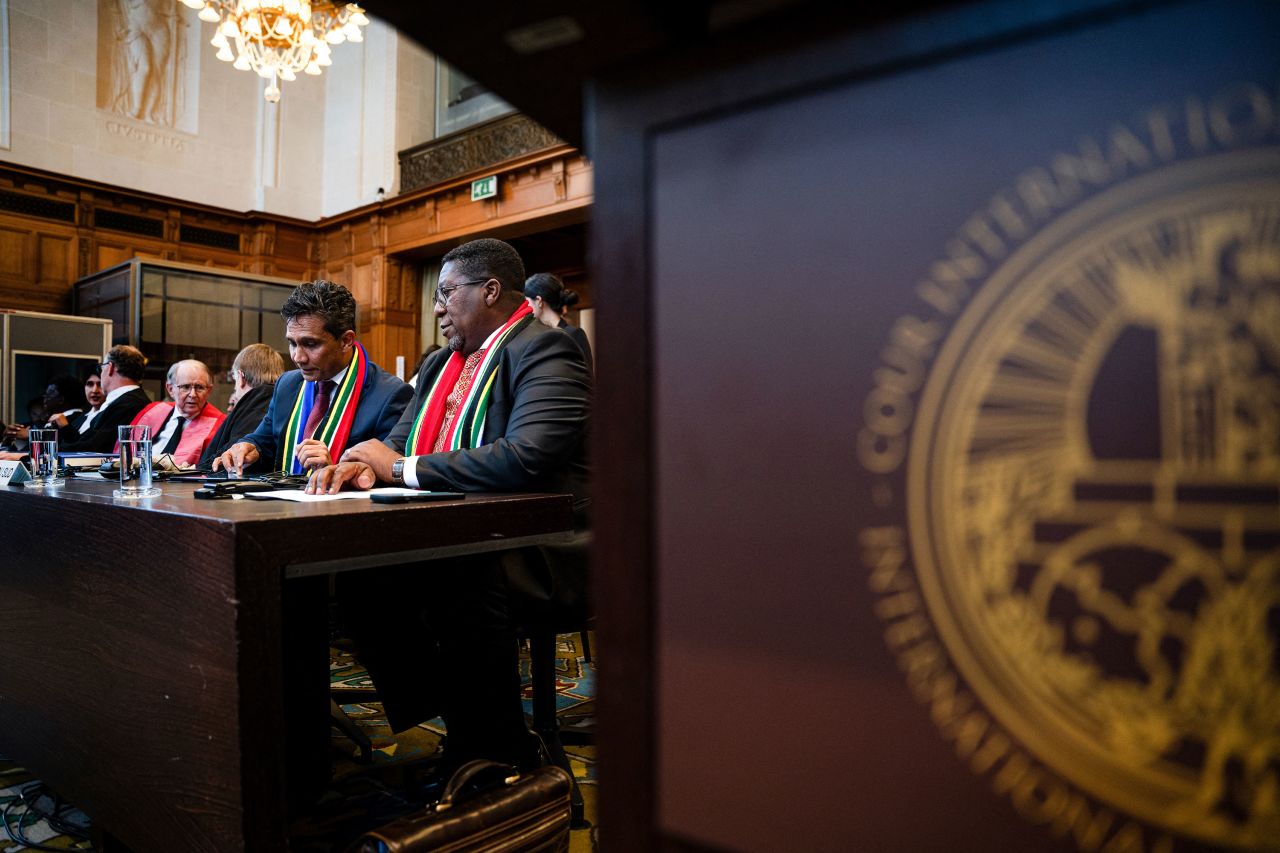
[178,0,370,103]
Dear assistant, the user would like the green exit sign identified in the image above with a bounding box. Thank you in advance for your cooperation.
[471,175,498,201]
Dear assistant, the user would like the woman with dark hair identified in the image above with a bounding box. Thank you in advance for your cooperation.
[523,272,593,372]
[47,372,103,443]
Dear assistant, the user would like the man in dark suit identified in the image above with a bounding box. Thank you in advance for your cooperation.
[213,281,411,475]
[198,343,286,468]
[310,238,591,776]
[59,345,151,453]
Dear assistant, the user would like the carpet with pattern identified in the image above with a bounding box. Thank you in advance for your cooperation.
[0,633,597,852]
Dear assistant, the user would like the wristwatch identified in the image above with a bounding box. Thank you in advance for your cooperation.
[391,457,406,486]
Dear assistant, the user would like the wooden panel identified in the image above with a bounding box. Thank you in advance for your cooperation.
[349,261,374,308]
[325,231,350,263]
[351,225,375,256]
[592,2,1280,852]
[37,234,73,284]
[0,153,590,380]
[0,479,574,852]
[0,227,32,278]
[0,489,244,852]
[95,244,132,269]
[435,195,494,235]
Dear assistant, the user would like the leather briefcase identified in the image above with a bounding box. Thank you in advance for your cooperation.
[347,760,573,853]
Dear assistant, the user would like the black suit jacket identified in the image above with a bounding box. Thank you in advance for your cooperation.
[385,318,591,524]
[558,318,593,375]
[385,317,592,620]
[197,383,275,469]
[60,386,150,453]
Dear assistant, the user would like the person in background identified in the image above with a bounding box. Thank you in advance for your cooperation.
[1,375,86,451]
[131,359,225,467]
[198,344,286,468]
[58,346,152,453]
[48,372,108,443]
[406,343,442,389]
[523,272,593,373]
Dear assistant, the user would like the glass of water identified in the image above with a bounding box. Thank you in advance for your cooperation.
[28,428,63,487]
[114,424,161,499]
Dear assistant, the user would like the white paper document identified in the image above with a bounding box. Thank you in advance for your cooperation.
[244,487,427,502]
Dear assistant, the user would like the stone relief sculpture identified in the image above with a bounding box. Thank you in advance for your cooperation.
[97,0,196,131]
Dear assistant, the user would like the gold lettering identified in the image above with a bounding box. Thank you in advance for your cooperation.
[992,749,1033,795]
[916,278,964,316]
[874,347,924,395]
[1209,82,1274,146]
[915,238,988,316]
[945,708,989,760]
[857,428,905,474]
[970,728,1012,775]
[863,386,913,436]
[962,214,1007,259]
[932,237,988,285]
[1185,96,1210,152]
[1010,766,1071,826]
[1016,167,1065,221]
[860,526,910,594]
[892,315,943,361]
[1053,794,1117,852]
[1106,125,1154,174]
[927,671,972,727]
[1143,106,1179,162]
[874,589,921,621]
[899,638,945,689]
[1051,137,1111,199]
[988,193,1030,240]
[883,613,930,649]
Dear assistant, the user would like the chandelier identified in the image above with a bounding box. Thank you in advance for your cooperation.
[179,0,370,103]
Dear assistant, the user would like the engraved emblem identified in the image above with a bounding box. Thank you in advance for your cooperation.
[863,117,1280,849]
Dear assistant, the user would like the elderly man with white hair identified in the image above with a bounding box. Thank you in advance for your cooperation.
[131,358,225,467]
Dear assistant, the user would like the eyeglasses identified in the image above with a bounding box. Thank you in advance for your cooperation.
[99,360,112,371]
[175,383,210,395]
[434,278,491,306]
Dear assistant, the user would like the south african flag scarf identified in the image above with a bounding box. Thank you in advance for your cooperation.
[405,302,533,455]
[280,341,370,474]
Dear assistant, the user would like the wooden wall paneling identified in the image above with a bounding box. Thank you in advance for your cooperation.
[95,242,136,272]
[384,198,434,249]
[349,261,374,312]
[0,153,591,362]
[435,187,493,237]
[38,234,74,287]
[0,224,33,280]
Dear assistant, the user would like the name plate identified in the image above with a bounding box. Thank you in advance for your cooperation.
[0,459,32,485]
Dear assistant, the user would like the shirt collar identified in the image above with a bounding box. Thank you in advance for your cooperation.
[102,384,139,407]
[320,362,348,388]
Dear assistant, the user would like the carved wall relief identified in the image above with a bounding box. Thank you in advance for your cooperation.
[96,0,198,133]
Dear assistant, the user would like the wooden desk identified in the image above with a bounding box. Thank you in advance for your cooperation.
[0,477,574,852]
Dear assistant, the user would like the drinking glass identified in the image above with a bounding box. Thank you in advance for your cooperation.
[114,424,161,499]
[28,428,63,487]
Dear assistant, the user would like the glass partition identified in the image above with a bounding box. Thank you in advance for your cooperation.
[75,260,298,412]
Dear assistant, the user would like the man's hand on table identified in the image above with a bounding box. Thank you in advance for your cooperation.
[340,439,399,483]
[306,461,376,494]
[212,442,260,476]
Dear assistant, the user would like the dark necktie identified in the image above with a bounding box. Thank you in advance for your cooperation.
[303,380,335,439]
[161,414,185,454]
